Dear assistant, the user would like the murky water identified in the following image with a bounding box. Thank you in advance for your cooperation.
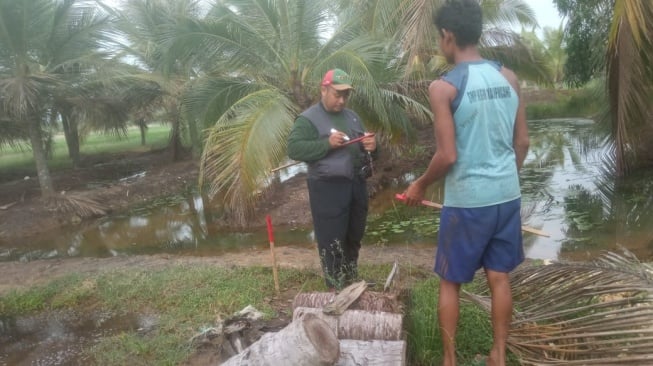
[366,118,653,262]
[0,311,154,365]
[1,118,652,263]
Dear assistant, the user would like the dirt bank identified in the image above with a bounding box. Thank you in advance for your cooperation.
[0,244,435,295]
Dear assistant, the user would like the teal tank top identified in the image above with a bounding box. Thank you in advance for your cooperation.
[441,60,520,207]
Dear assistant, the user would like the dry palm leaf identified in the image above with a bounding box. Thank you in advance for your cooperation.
[464,249,653,365]
[47,193,107,217]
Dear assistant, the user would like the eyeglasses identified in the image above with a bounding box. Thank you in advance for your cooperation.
[329,87,351,99]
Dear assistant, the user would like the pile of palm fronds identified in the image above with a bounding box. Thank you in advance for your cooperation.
[47,192,107,217]
[465,249,653,365]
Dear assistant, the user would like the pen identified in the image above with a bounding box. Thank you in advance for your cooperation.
[330,128,350,141]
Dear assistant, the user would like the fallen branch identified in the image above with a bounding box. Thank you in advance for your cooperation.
[0,202,17,210]
[270,160,302,173]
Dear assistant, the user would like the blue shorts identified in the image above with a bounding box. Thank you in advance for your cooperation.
[434,198,524,283]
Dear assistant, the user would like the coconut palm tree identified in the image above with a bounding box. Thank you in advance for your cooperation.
[109,0,204,161]
[334,0,544,82]
[542,26,566,85]
[0,0,120,196]
[554,0,653,176]
[605,0,653,176]
[165,0,432,224]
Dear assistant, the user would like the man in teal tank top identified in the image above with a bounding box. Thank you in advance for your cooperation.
[403,1,529,365]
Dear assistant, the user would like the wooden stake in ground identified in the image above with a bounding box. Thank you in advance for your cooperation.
[384,261,399,292]
[265,214,280,294]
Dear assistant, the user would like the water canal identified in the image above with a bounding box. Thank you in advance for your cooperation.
[1,118,651,264]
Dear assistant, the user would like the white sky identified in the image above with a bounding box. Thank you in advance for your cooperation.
[523,0,565,33]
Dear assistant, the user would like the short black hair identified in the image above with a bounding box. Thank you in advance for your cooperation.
[433,0,483,47]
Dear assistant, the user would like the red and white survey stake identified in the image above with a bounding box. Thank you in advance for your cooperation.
[394,193,550,237]
[265,215,281,294]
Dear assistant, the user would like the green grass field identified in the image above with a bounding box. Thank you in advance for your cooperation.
[0,124,172,177]
[0,264,518,366]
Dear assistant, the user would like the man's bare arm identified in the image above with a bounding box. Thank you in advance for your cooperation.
[501,67,529,171]
[404,79,457,205]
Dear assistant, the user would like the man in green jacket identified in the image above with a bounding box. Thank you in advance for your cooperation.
[287,68,377,290]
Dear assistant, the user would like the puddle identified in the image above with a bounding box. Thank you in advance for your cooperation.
[0,311,156,366]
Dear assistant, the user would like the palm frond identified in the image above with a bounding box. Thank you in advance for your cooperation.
[395,0,440,77]
[199,88,299,225]
[0,106,27,148]
[480,0,537,31]
[315,35,429,136]
[481,41,552,86]
[183,76,265,131]
[606,0,653,176]
[465,249,653,364]
[48,192,107,217]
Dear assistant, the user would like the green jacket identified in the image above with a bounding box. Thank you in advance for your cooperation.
[288,104,376,178]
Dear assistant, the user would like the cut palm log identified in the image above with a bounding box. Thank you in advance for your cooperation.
[293,291,402,313]
[221,312,339,366]
[293,307,403,341]
[337,340,406,366]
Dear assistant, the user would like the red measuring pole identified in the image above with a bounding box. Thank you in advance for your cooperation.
[265,215,280,294]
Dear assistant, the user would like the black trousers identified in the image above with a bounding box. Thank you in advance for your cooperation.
[307,176,368,289]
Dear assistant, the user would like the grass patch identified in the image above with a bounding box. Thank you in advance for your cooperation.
[526,87,603,120]
[0,264,521,365]
[0,124,172,177]
[0,274,86,315]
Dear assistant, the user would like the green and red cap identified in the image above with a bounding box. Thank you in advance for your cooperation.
[321,68,354,90]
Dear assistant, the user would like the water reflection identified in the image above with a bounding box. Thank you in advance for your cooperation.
[1,193,314,262]
[367,118,653,262]
[520,119,653,261]
[0,311,148,365]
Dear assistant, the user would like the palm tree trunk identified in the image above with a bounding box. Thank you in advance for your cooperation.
[169,102,183,161]
[61,112,81,168]
[137,118,147,146]
[27,117,55,197]
[188,118,201,158]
